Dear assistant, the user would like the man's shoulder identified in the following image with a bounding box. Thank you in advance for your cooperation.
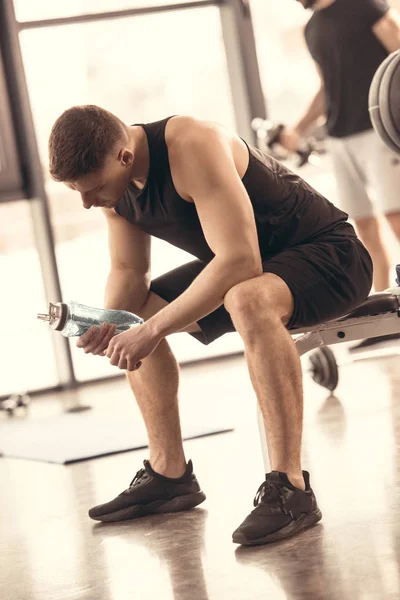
[165,116,225,150]
[166,115,218,136]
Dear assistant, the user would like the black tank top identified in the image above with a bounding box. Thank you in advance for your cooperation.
[115,117,351,263]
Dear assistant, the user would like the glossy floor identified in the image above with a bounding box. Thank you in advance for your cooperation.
[1,351,400,600]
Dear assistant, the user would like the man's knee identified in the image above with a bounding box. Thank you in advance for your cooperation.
[225,280,267,315]
[224,274,294,340]
[224,278,282,337]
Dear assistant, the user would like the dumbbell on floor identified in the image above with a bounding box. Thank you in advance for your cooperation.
[0,393,30,416]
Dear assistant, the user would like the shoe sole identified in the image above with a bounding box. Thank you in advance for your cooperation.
[89,491,206,522]
[232,507,322,546]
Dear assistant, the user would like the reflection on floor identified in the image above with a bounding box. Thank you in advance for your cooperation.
[1,351,400,600]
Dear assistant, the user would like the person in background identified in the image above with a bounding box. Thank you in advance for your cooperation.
[281,0,400,350]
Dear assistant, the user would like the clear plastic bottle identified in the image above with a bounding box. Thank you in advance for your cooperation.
[37,301,143,337]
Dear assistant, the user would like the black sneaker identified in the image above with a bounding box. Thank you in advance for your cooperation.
[88,459,206,522]
[232,471,322,546]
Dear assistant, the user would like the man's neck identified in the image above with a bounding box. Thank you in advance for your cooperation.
[313,0,336,10]
[128,125,150,185]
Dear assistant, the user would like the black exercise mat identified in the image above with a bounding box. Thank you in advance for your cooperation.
[0,413,233,464]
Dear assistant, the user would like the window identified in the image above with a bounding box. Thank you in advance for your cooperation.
[14,0,205,23]
[250,0,318,124]
[0,201,59,395]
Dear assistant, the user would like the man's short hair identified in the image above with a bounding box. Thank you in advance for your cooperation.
[48,105,127,182]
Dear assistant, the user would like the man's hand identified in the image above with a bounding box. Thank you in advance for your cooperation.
[279,127,301,153]
[373,9,400,54]
[76,322,117,355]
[105,324,162,371]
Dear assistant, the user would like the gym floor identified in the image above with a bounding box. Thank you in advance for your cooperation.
[1,350,400,600]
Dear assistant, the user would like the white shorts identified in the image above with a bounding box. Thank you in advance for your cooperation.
[328,129,400,220]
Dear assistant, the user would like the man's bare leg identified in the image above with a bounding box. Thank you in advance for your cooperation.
[224,273,305,490]
[126,292,202,478]
[87,291,206,522]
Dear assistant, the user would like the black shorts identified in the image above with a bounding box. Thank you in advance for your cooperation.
[150,224,373,345]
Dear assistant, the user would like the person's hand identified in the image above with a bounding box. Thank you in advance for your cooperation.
[278,127,301,153]
[105,323,162,371]
[76,323,117,356]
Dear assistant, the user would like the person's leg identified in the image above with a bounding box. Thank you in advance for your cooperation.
[329,133,391,291]
[229,236,372,544]
[353,216,390,291]
[364,131,400,288]
[224,273,304,489]
[88,288,206,523]
[132,258,236,478]
[384,212,400,271]
[126,290,202,479]
[88,259,228,522]
[226,270,320,545]
[386,211,400,241]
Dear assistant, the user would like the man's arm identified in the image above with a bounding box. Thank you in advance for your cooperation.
[294,67,326,137]
[76,209,151,354]
[102,208,151,313]
[373,9,400,53]
[146,124,263,339]
[280,64,325,152]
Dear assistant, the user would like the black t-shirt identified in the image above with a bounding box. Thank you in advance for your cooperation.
[305,0,389,137]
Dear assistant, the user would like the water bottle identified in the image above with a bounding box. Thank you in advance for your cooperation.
[37,300,143,337]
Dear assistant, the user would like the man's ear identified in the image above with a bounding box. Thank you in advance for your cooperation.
[118,148,134,167]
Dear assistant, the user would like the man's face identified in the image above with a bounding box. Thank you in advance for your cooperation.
[66,149,133,210]
[296,0,317,8]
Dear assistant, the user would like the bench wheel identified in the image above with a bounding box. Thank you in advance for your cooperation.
[309,346,339,392]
